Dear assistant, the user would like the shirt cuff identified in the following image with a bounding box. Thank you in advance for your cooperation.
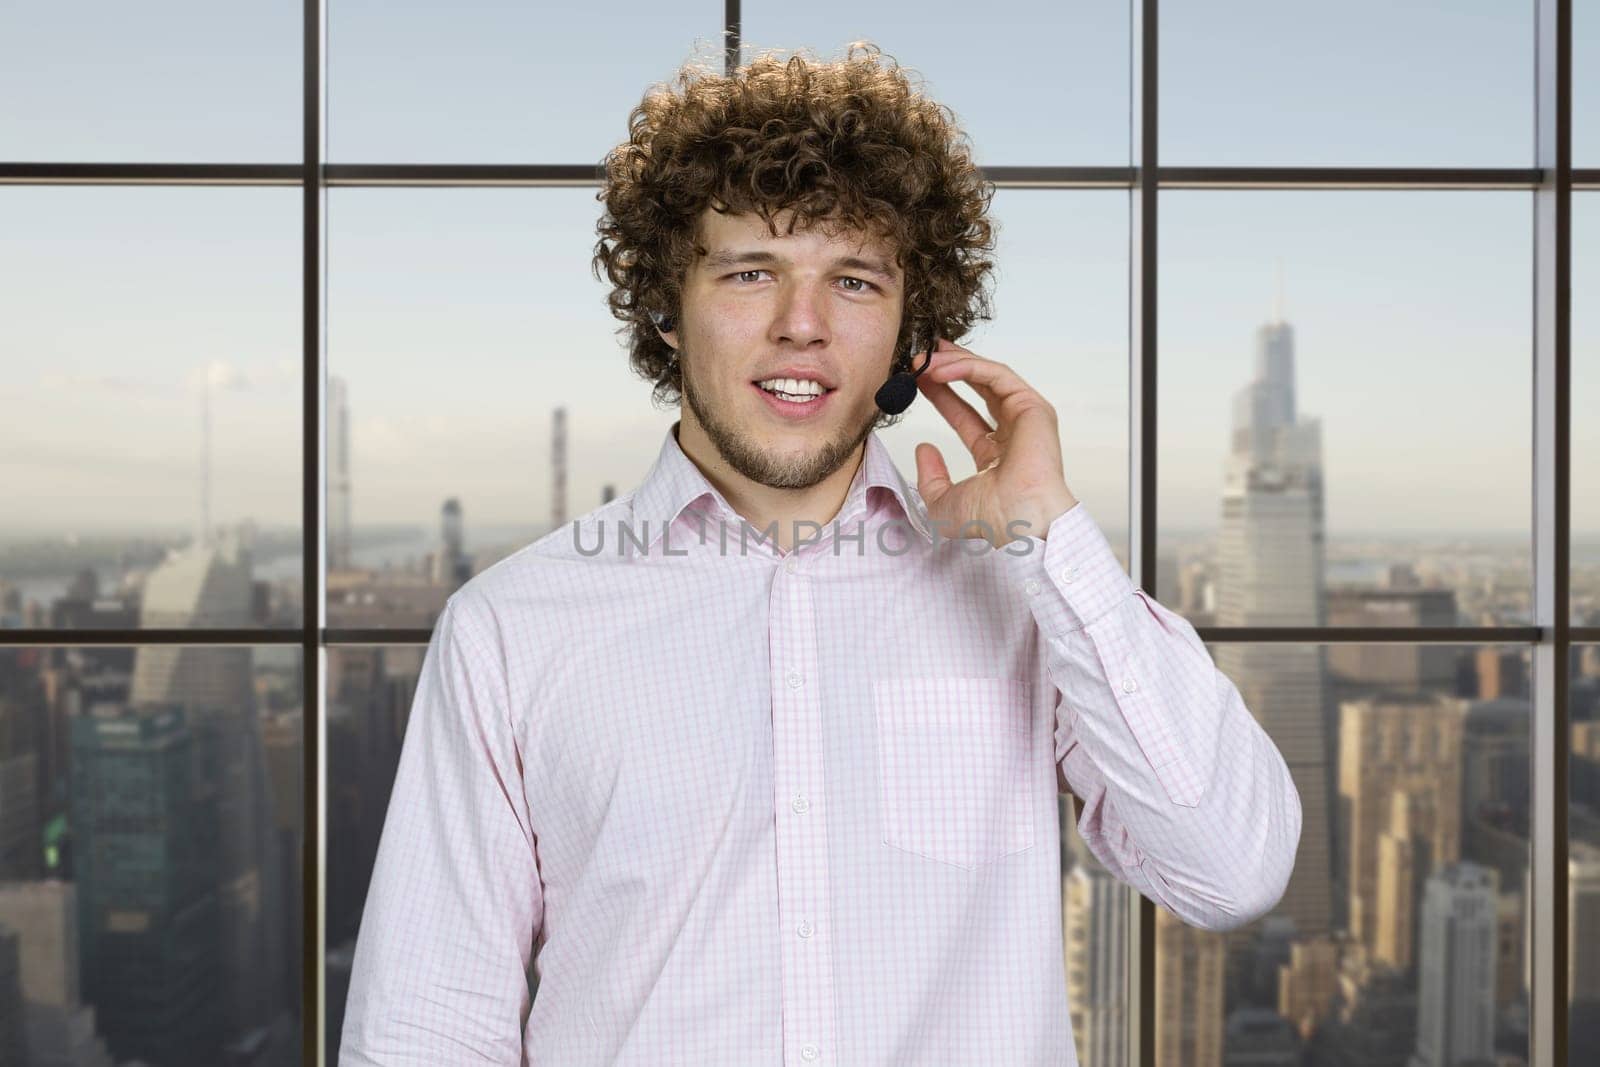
[1001,500,1134,639]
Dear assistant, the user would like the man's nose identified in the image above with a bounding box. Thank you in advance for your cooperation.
[771,281,830,347]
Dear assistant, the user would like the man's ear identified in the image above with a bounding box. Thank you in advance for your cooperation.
[650,311,679,350]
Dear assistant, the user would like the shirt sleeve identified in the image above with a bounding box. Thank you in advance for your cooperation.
[340,588,543,1065]
[1002,500,1302,932]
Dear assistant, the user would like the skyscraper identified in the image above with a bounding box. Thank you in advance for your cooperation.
[1156,905,1226,1067]
[125,531,287,1047]
[1338,695,1464,969]
[431,497,471,588]
[0,880,114,1067]
[1411,862,1497,1067]
[552,405,568,531]
[71,706,223,1064]
[1572,843,1600,1053]
[1064,863,1128,1065]
[1213,315,1334,938]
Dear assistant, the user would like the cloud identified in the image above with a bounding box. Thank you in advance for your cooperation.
[188,359,263,392]
[36,371,166,395]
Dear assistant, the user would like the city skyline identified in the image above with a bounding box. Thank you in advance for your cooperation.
[2,188,1595,542]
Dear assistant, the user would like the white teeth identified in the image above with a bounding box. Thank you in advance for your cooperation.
[757,377,827,397]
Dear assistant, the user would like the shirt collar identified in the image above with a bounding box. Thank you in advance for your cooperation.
[630,421,936,554]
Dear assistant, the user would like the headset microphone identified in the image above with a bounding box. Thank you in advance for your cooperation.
[874,334,937,416]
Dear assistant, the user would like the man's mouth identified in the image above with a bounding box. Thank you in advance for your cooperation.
[751,378,837,418]
[754,377,834,403]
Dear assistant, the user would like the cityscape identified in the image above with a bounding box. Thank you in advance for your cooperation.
[2,305,1599,1065]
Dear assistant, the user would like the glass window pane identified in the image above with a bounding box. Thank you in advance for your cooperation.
[895,190,1131,563]
[1153,641,1531,1065]
[1158,191,1531,628]
[0,188,304,630]
[1162,1,1533,167]
[0,1,301,164]
[0,645,304,1064]
[740,2,1129,165]
[326,187,665,629]
[328,1,723,164]
[1573,644,1600,1062]
[1579,1,1599,166]
[324,188,1128,627]
[1576,194,1599,626]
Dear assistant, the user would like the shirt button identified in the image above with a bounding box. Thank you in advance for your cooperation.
[784,555,799,574]
[792,794,811,814]
[1060,564,1078,583]
[1023,578,1041,596]
[796,919,814,939]
[801,1045,820,1061]
[787,670,804,689]
[1122,676,1138,693]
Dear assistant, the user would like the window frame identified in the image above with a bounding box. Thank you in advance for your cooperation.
[0,1,1589,1064]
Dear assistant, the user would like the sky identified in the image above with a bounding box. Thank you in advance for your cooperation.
[1,1,1597,549]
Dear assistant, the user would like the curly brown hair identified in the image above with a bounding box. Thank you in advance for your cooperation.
[591,40,998,429]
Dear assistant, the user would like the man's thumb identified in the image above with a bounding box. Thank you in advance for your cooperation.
[914,442,951,501]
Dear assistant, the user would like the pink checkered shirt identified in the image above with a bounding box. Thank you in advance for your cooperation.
[339,421,1301,1066]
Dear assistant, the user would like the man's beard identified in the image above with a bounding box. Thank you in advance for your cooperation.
[679,346,878,491]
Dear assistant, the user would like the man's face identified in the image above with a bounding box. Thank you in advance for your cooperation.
[661,205,905,491]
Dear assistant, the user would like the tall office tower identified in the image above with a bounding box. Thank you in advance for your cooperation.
[1064,864,1128,1066]
[1156,906,1226,1067]
[1213,315,1333,937]
[0,651,47,880]
[1374,791,1424,968]
[260,707,305,1018]
[1573,842,1600,1051]
[1276,933,1340,1038]
[1339,695,1464,969]
[0,924,25,1067]
[0,748,39,880]
[126,528,285,1047]
[0,881,115,1067]
[1410,862,1497,1067]
[1460,698,1531,901]
[328,374,354,571]
[552,406,568,530]
[71,707,223,1064]
[1494,892,1523,1008]
[130,527,256,712]
[431,497,471,588]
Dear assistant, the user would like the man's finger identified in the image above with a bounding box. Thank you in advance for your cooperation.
[924,356,1020,425]
[916,376,993,457]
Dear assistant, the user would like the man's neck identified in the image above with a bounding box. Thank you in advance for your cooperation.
[674,422,865,554]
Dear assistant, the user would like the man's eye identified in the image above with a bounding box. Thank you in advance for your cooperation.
[727,270,875,292]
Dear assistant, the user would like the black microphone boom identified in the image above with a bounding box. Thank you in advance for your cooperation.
[874,337,937,416]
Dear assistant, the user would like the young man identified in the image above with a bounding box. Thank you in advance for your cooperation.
[339,43,1301,1066]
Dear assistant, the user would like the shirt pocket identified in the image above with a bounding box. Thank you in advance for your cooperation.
[871,676,1035,872]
